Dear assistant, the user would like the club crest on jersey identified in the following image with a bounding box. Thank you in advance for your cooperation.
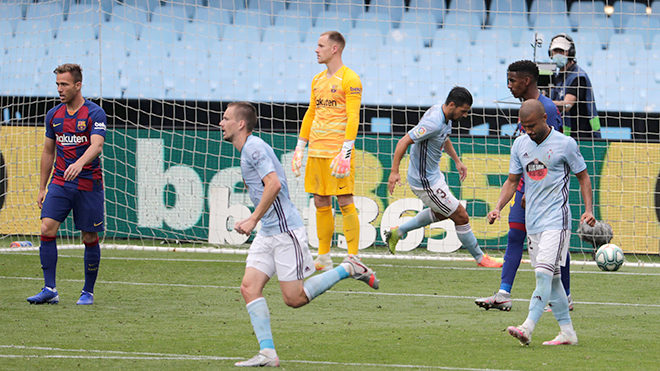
[330,85,338,93]
[77,120,87,131]
[526,158,548,181]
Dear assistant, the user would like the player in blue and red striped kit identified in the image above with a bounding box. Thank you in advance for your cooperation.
[27,63,107,305]
[475,61,571,312]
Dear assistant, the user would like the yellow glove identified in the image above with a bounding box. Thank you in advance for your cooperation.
[330,140,354,178]
[291,139,307,177]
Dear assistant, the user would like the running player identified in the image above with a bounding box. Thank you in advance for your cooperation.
[221,102,378,367]
[385,87,502,268]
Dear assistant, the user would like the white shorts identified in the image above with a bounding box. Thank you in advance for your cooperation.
[412,183,460,218]
[246,226,315,282]
[527,229,570,273]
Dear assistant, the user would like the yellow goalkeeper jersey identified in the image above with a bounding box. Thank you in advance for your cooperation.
[300,65,362,158]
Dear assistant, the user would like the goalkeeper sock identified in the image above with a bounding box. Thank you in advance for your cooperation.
[455,223,484,262]
[303,265,349,301]
[399,208,438,238]
[316,206,334,255]
[246,297,275,351]
[340,203,360,255]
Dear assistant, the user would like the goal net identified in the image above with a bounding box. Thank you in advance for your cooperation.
[1,0,658,264]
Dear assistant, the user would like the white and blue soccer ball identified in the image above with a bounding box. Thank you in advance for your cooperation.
[595,243,625,271]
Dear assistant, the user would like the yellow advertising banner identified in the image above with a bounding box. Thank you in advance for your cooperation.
[0,126,42,235]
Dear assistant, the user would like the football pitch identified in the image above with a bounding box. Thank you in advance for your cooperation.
[1,248,659,371]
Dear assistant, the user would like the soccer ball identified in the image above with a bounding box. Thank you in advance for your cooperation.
[595,244,624,271]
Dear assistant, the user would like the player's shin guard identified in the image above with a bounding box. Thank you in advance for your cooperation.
[399,208,438,238]
[500,226,526,293]
[83,238,101,293]
[40,235,58,289]
[455,224,484,261]
[340,203,360,255]
[529,269,553,324]
[549,274,572,325]
[303,265,349,302]
[246,297,275,351]
[316,206,334,255]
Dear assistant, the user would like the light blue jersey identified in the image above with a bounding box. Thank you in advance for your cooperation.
[509,129,587,235]
[241,135,303,236]
[407,105,453,190]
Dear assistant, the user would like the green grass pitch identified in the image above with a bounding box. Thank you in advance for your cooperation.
[1,248,659,371]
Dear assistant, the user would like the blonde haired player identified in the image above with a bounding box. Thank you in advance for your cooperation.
[291,31,363,271]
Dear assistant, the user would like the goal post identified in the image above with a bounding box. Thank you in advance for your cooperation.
[0,0,659,262]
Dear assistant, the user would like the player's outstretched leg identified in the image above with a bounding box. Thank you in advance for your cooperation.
[342,255,379,289]
[475,291,512,311]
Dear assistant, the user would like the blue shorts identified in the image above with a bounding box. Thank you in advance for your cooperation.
[508,189,526,225]
[41,182,105,232]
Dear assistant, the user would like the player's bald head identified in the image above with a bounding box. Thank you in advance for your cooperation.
[519,99,545,122]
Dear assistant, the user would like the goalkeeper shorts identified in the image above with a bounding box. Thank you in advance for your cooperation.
[304,157,355,196]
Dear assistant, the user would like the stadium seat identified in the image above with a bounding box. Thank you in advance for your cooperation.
[388,27,425,60]
[247,0,285,25]
[442,11,480,44]
[346,25,386,50]
[287,0,325,22]
[263,25,304,54]
[531,14,572,39]
[609,33,646,65]
[487,0,526,28]
[53,22,97,56]
[473,28,513,65]
[400,11,438,47]
[568,0,605,30]
[488,13,527,46]
[446,0,486,27]
[611,0,647,34]
[577,15,614,49]
[24,1,63,38]
[221,23,262,43]
[317,10,355,34]
[408,0,445,28]
[273,9,312,41]
[109,3,145,40]
[66,2,101,40]
[624,16,660,50]
[325,0,363,22]
[574,31,604,67]
[369,0,405,28]
[528,0,567,29]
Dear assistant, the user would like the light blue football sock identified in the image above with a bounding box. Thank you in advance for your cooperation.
[549,274,572,326]
[246,297,275,350]
[303,265,349,301]
[528,269,553,324]
[398,208,438,237]
[455,223,484,261]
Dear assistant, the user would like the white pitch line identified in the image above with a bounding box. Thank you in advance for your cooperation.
[0,345,521,371]
[2,275,660,308]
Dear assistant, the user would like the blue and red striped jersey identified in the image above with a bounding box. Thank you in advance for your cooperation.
[44,99,107,191]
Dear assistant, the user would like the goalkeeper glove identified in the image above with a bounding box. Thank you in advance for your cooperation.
[291,139,307,177]
[330,140,354,178]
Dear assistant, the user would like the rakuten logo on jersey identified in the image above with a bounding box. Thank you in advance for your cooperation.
[56,133,89,146]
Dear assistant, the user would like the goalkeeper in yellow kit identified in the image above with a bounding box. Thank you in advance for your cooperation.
[291,31,362,271]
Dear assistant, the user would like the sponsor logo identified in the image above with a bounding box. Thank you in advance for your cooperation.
[251,150,263,165]
[316,98,337,107]
[526,158,548,181]
[349,87,362,95]
[77,120,87,131]
[52,122,62,127]
[339,185,347,190]
[94,121,107,131]
[522,152,529,158]
[94,221,103,227]
[56,133,89,146]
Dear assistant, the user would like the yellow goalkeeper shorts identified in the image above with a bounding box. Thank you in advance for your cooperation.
[304,156,355,196]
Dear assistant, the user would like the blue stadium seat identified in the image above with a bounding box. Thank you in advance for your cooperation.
[528,0,567,29]
[263,25,304,54]
[248,0,285,25]
[274,9,312,41]
[612,0,647,34]
[53,22,97,56]
[442,10,480,44]
[609,33,646,66]
[347,25,385,50]
[531,14,572,38]
[109,3,145,39]
[149,3,186,41]
[369,0,405,28]
[325,0,363,22]
[316,10,353,35]
[408,0,445,28]
[577,15,614,49]
[387,27,426,60]
[568,0,605,30]
[624,15,660,50]
[24,1,63,38]
[221,23,262,43]
[208,0,247,23]
[287,0,325,21]
[473,28,514,65]
[418,44,458,85]
[574,31,603,67]
[446,0,486,27]
[487,0,526,27]
[400,11,438,47]
[232,10,272,38]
